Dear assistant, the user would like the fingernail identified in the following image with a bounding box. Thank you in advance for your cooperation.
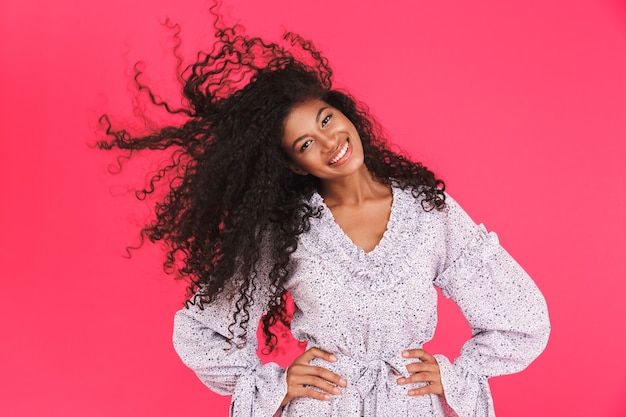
[333,387,341,394]
[329,354,338,362]
[339,378,347,386]
[397,377,405,384]
[402,351,409,357]
[324,394,331,400]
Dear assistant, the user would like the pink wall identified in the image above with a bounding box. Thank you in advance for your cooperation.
[1,0,625,415]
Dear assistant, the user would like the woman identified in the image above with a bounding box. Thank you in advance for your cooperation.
[99,14,550,417]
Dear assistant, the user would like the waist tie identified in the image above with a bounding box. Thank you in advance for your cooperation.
[353,358,396,399]
[329,352,409,389]
[309,352,426,417]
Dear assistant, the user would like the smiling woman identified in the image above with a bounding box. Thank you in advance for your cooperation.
[281,99,366,180]
[98,4,550,417]
[281,99,392,254]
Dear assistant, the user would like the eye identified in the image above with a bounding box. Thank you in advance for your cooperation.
[321,114,332,128]
[300,139,313,152]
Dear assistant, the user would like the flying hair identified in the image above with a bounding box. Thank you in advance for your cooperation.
[98,2,446,352]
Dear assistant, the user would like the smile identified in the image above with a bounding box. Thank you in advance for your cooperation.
[329,140,350,165]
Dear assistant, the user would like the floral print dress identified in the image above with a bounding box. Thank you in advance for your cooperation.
[173,186,550,417]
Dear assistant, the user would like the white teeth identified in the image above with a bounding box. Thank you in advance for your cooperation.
[330,142,349,164]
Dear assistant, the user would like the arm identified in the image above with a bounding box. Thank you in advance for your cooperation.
[173,287,287,417]
[432,196,550,417]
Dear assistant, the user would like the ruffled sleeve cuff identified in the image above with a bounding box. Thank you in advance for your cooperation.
[435,224,499,299]
[434,354,495,417]
[230,362,288,417]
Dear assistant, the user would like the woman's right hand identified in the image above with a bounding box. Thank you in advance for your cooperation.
[280,347,347,407]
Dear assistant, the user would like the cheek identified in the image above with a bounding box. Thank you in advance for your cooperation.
[298,154,319,169]
[351,133,364,153]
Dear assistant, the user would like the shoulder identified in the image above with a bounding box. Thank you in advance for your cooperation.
[392,182,450,214]
[392,187,483,242]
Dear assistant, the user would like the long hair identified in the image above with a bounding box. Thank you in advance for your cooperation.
[98,8,445,351]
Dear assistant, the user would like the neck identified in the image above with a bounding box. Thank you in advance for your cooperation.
[318,166,389,207]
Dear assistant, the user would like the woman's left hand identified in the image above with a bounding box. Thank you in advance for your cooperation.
[396,349,444,397]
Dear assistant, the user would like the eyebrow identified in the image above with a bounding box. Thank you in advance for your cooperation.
[291,106,329,152]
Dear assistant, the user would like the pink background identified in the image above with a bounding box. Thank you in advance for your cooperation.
[1,0,625,415]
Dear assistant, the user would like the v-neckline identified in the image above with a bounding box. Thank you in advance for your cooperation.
[316,185,397,256]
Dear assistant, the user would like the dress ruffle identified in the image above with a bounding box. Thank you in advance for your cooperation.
[299,187,431,293]
[435,355,494,417]
[230,362,287,417]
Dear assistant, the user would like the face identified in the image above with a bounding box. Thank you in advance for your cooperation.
[281,99,365,181]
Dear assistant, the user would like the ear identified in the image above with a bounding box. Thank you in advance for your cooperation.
[288,163,309,176]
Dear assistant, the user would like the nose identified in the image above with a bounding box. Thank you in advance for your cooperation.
[319,131,339,152]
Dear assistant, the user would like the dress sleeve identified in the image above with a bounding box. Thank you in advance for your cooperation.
[432,196,550,417]
[173,272,287,416]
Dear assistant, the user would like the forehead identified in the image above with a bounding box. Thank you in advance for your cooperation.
[285,99,327,123]
[283,99,327,136]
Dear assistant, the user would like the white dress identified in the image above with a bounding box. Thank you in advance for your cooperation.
[173,186,550,417]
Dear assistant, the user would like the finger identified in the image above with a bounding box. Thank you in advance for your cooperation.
[293,386,335,401]
[405,361,439,375]
[296,347,339,364]
[402,349,435,361]
[290,374,344,395]
[408,381,444,396]
[289,364,348,388]
[397,371,440,385]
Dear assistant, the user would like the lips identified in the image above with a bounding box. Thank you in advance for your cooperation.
[329,139,350,165]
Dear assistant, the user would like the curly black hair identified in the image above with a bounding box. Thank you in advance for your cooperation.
[98,7,446,352]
